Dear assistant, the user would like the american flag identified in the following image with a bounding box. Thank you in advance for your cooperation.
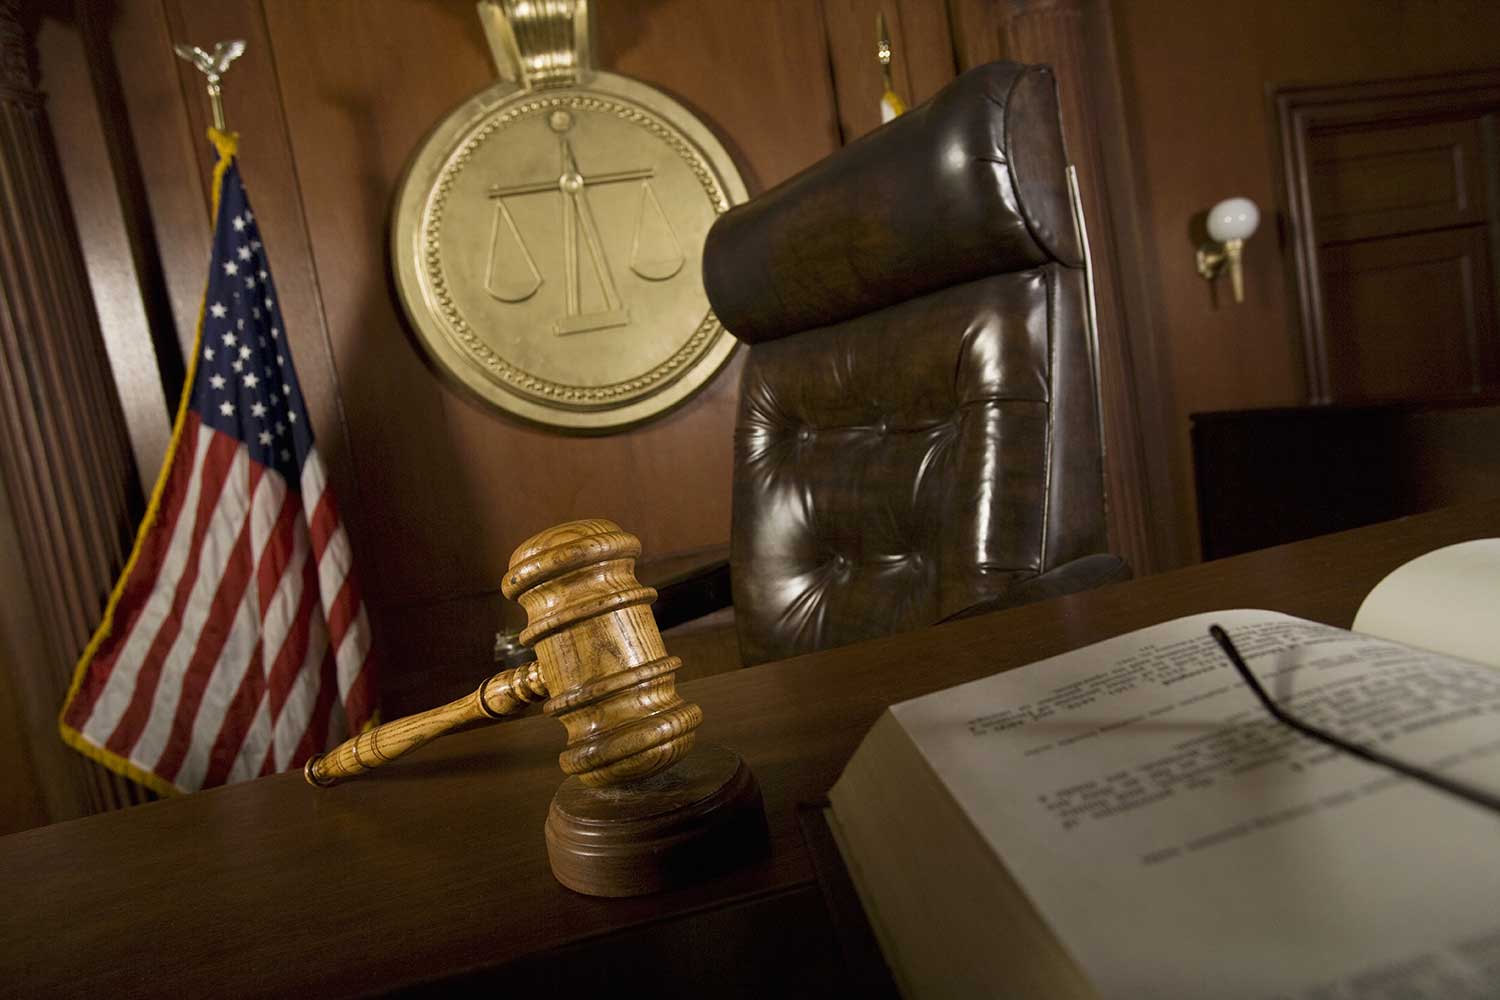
[59,134,377,795]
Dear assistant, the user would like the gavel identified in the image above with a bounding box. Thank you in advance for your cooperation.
[305,517,765,897]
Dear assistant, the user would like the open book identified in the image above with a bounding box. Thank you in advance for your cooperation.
[828,540,1500,999]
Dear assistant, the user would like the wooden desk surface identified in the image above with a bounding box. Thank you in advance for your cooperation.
[4,501,1498,997]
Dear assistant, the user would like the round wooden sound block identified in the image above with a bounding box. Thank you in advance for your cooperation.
[544,744,767,898]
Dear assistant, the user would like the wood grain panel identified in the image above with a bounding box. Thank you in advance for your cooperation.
[0,473,63,832]
[821,0,957,143]
[594,0,841,193]
[88,0,212,362]
[1310,118,1486,243]
[947,0,1005,72]
[34,8,172,497]
[1193,397,1500,560]
[1320,227,1497,399]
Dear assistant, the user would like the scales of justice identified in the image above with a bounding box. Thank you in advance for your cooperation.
[391,0,747,431]
[485,106,685,335]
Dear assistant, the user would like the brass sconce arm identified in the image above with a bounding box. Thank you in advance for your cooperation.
[1197,237,1246,303]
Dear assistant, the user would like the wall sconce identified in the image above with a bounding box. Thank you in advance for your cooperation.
[1196,197,1260,303]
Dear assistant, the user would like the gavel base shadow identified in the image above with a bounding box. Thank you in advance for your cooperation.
[304,519,767,898]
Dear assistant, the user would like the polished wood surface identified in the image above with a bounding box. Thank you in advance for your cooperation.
[309,518,702,788]
[4,501,1497,996]
[1193,397,1500,560]
[308,518,768,898]
[304,659,545,787]
[545,742,767,898]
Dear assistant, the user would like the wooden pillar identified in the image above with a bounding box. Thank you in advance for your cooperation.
[949,0,1183,572]
[0,0,149,819]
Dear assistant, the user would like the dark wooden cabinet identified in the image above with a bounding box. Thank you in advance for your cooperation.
[1192,397,1500,560]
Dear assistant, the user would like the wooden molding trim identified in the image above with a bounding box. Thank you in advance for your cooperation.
[0,0,150,818]
[1273,69,1500,403]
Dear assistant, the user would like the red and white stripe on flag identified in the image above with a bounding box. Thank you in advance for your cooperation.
[59,129,376,795]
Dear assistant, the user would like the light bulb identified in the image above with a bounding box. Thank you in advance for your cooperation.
[1206,197,1259,243]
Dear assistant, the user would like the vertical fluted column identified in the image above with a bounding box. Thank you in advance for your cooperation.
[0,0,149,816]
[996,0,1165,574]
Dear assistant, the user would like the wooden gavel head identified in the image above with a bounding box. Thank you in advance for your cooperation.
[306,517,764,897]
[504,517,701,787]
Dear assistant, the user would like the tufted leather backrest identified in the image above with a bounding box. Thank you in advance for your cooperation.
[703,61,1109,666]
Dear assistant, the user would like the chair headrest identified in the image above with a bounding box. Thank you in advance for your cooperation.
[704,61,1080,345]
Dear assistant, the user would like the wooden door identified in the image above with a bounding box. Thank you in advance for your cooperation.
[1277,73,1500,402]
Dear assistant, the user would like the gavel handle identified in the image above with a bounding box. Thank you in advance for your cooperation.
[304,660,547,787]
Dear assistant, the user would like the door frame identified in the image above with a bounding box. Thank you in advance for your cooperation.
[1274,69,1500,403]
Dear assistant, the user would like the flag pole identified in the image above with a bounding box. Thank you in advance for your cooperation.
[876,13,905,123]
[172,39,247,132]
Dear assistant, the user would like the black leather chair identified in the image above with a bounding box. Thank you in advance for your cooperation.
[564,61,1130,675]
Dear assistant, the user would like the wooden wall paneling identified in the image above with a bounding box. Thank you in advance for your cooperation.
[896,0,963,102]
[594,0,842,194]
[1320,227,1497,399]
[0,0,148,817]
[89,0,212,363]
[0,471,56,832]
[945,0,1005,72]
[1110,1,1309,567]
[1309,118,1486,242]
[1075,0,1184,571]
[820,0,957,143]
[250,0,845,705]
[34,6,172,498]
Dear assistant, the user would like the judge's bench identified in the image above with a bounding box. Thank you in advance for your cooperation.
[3,500,1497,996]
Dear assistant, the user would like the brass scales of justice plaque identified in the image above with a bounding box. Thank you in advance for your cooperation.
[391,0,747,432]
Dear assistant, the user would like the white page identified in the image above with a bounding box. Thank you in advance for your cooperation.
[1353,538,1500,669]
[892,610,1500,999]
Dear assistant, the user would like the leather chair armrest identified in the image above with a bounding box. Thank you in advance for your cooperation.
[941,554,1133,624]
[637,543,733,633]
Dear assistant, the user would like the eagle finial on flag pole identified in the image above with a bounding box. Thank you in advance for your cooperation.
[173,39,245,132]
[58,37,379,796]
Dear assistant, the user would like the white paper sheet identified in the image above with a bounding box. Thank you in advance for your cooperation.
[1353,538,1500,669]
